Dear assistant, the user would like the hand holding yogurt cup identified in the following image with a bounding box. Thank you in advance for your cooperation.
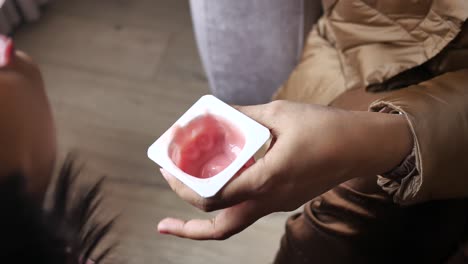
[149,98,413,240]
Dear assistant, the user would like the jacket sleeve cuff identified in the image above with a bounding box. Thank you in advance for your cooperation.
[370,103,423,205]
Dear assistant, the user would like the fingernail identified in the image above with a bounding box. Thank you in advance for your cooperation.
[157,221,169,234]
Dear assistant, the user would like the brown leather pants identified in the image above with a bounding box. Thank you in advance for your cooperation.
[273,88,468,264]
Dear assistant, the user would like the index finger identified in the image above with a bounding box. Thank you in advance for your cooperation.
[157,199,267,240]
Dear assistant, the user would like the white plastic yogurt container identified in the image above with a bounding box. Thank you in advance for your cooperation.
[147,95,271,198]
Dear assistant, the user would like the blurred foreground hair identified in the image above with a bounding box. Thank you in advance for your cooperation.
[0,155,114,264]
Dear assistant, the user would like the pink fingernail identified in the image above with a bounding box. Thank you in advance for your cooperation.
[159,229,169,235]
[157,222,169,234]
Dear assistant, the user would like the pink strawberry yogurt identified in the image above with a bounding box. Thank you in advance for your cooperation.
[168,113,253,179]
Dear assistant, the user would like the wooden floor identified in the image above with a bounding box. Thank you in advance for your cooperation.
[14,1,290,263]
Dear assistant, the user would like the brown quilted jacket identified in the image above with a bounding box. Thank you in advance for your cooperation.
[275,0,468,206]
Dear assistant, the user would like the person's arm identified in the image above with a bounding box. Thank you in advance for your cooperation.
[368,69,468,205]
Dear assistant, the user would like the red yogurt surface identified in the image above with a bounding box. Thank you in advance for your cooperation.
[169,113,251,178]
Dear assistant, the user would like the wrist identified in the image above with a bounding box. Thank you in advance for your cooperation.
[344,111,413,180]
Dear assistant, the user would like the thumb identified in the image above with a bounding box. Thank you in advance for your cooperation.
[215,134,288,208]
[213,155,271,207]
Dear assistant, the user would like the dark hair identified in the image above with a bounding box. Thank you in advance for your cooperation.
[0,155,114,263]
